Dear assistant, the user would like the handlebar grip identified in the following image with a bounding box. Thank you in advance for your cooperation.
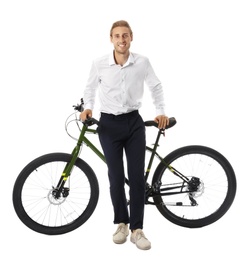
[83,117,99,126]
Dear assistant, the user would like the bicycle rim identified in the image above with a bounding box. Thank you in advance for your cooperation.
[13,153,99,235]
[152,145,236,228]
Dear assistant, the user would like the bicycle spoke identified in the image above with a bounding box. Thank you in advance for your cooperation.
[161,153,228,220]
[21,161,91,227]
[151,144,236,228]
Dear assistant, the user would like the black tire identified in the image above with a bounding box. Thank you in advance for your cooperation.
[13,153,99,235]
[152,145,236,228]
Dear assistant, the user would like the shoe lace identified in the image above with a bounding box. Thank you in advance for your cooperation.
[114,225,126,235]
[135,230,147,241]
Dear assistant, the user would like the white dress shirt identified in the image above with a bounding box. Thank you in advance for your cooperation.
[84,51,166,116]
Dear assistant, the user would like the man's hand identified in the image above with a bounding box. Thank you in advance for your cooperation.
[154,115,169,129]
[80,109,92,122]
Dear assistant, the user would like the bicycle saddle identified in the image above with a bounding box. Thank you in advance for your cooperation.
[144,117,176,129]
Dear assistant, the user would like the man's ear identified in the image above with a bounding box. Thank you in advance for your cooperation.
[131,34,133,41]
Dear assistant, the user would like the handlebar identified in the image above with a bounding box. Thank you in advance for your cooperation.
[73,99,98,126]
[82,117,176,130]
[73,99,176,130]
[83,117,100,126]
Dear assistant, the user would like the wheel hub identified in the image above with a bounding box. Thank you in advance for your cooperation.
[188,177,205,205]
[47,188,68,205]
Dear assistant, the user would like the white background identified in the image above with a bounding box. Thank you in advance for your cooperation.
[1,0,251,259]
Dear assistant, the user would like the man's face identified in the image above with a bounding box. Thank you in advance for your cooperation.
[110,26,132,55]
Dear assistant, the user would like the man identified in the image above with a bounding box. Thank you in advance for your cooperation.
[80,20,169,250]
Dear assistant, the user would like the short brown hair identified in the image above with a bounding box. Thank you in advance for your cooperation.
[110,20,133,36]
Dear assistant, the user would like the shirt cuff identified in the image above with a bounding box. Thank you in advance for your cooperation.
[84,104,94,111]
[156,108,166,116]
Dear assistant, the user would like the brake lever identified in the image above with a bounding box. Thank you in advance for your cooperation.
[73,98,84,112]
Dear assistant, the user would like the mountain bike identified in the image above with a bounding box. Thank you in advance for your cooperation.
[12,100,237,235]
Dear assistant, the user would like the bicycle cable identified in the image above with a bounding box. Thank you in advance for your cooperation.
[65,111,82,141]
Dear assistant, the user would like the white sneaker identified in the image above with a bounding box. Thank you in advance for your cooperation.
[113,223,129,244]
[130,229,151,250]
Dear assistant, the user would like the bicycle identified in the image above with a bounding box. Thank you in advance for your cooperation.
[12,99,237,235]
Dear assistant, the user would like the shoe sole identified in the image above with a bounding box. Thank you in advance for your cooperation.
[113,238,127,244]
[136,244,151,250]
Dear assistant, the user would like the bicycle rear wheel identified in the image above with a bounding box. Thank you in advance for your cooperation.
[152,145,236,228]
[13,153,99,235]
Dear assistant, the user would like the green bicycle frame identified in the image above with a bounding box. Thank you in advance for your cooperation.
[55,119,186,195]
[56,121,163,189]
[55,123,105,192]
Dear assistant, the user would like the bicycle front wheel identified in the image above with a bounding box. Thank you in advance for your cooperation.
[13,153,99,235]
[152,145,236,228]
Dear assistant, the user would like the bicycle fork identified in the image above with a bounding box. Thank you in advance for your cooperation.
[53,132,85,199]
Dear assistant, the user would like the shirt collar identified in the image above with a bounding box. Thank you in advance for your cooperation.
[109,51,135,67]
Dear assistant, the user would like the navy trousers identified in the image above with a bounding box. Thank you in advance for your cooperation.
[98,110,146,230]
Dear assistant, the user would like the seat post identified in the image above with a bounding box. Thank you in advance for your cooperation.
[145,129,163,181]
